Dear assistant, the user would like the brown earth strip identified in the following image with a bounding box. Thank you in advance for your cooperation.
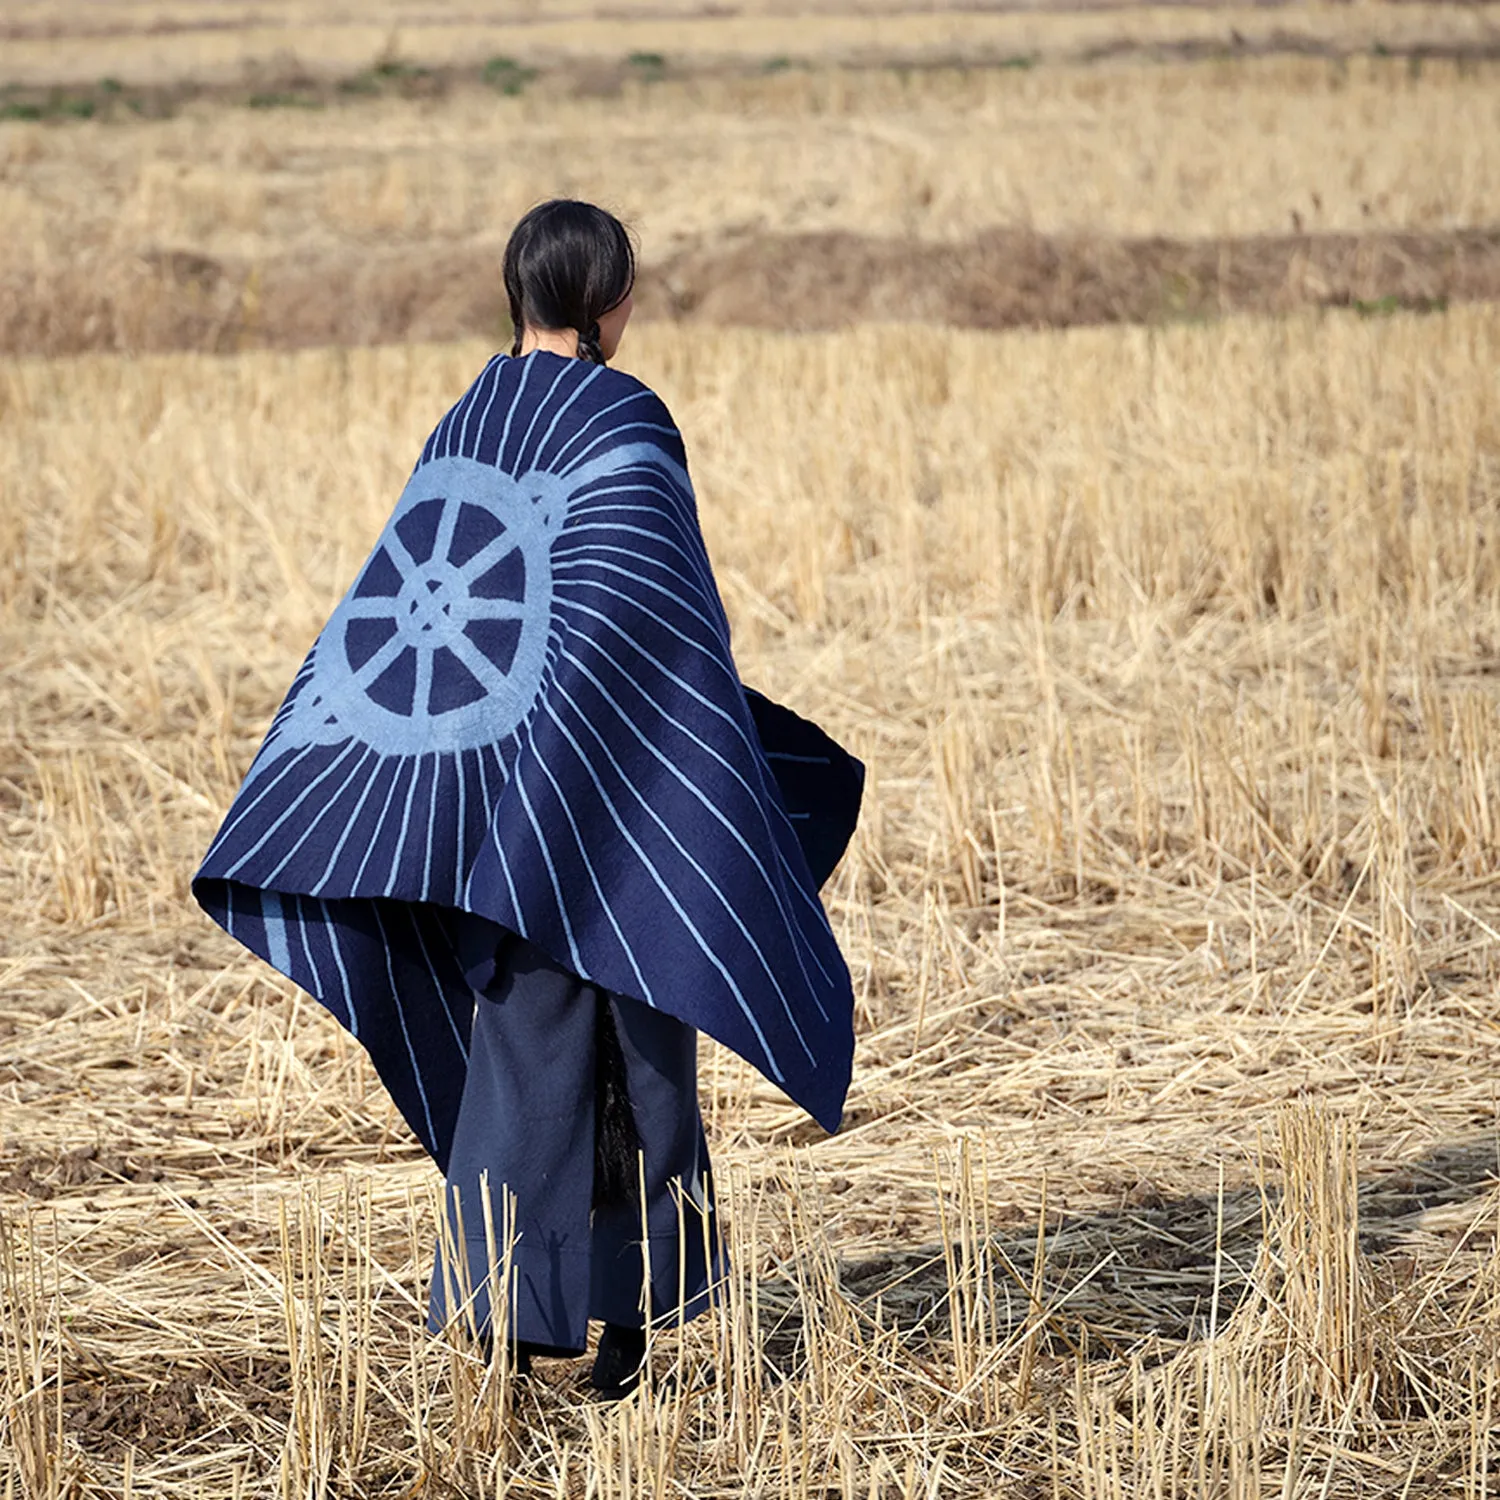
[649,226,1497,327]
[4,228,1496,357]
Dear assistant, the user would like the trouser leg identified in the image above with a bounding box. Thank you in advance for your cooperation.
[427,936,597,1353]
[589,992,723,1331]
[426,935,724,1352]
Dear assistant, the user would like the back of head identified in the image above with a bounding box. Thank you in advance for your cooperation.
[503,200,636,366]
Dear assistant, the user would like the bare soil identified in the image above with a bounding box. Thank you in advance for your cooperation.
[647,225,1493,328]
[5,227,1493,356]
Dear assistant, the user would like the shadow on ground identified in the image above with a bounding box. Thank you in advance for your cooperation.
[757,1134,1499,1375]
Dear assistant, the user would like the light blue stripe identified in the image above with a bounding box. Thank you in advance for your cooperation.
[528,362,605,471]
[548,672,816,1053]
[432,391,463,460]
[534,695,783,1078]
[555,590,787,804]
[408,906,469,1057]
[546,389,656,470]
[555,556,726,646]
[420,748,443,901]
[553,440,690,502]
[553,593,740,727]
[224,741,361,879]
[379,519,418,577]
[385,752,429,895]
[557,500,725,629]
[556,419,683,477]
[522,712,653,1004]
[453,748,467,898]
[324,912,359,1037]
[553,527,719,609]
[433,482,464,564]
[563,487,705,568]
[260,745,374,885]
[443,360,493,456]
[259,889,292,974]
[458,528,525,585]
[556,643,830,1008]
[554,597,840,962]
[567,473,704,548]
[555,512,708,570]
[468,356,508,460]
[515,361,574,475]
[371,904,439,1148]
[294,895,327,1009]
[206,741,320,854]
[496,353,536,473]
[351,755,408,892]
[513,715,585,975]
[313,749,390,893]
[458,356,503,457]
[561,636,836,990]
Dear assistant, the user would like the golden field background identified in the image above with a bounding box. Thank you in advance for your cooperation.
[4,6,1500,1498]
[7,1,1499,88]
[9,58,1500,253]
[4,10,1500,353]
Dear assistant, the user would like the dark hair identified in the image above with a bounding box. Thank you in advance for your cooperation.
[503,199,635,366]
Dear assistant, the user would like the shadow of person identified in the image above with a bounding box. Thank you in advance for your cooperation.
[752,1130,1498,1379]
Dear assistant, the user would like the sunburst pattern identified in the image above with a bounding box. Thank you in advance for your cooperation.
[194,351,858,1166]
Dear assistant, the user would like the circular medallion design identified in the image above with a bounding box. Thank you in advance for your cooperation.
[278,457,571,758]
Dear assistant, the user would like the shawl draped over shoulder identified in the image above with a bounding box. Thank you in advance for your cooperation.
[193,352,862,1169]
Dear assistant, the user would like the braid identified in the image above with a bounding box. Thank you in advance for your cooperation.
[577,320,606,366]
[507,286,525,356]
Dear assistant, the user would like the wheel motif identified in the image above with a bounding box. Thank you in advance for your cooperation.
[279,456,570,758]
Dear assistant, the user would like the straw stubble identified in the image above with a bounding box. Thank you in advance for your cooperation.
[2,307,1499,1494]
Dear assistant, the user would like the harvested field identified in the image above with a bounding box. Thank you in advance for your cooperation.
[4,52,1500,352]
[5,308,1500,1496]
[4,4,1500,1497]
[6,1,1498,88]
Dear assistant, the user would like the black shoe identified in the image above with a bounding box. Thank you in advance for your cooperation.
[589,1322,646,1397]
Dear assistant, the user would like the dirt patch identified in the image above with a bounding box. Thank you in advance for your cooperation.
[65,1358,291,1459]
[67,1376,213,1458]
[646,226,1496,330]
[4,227,1495,357]
[0,1144,165,1199]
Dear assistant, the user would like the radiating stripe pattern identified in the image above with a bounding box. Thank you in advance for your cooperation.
[194,351,857,1167]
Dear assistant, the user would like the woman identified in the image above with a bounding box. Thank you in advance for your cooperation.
[193,201,863,1397]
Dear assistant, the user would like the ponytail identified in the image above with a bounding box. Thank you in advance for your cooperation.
[503,201,635,366]
[577,320,605,367]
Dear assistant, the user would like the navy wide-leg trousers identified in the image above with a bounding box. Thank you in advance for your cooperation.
[426,932,722,1354]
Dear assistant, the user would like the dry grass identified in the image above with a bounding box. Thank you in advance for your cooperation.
[7,48,1500,353]
[3,303,1500,1495]
[6,1,1498,88]
[5,54,1497,255]
[4,4,1500,1489]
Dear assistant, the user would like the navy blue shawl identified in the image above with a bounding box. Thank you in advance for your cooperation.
[194,352,860,1167]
